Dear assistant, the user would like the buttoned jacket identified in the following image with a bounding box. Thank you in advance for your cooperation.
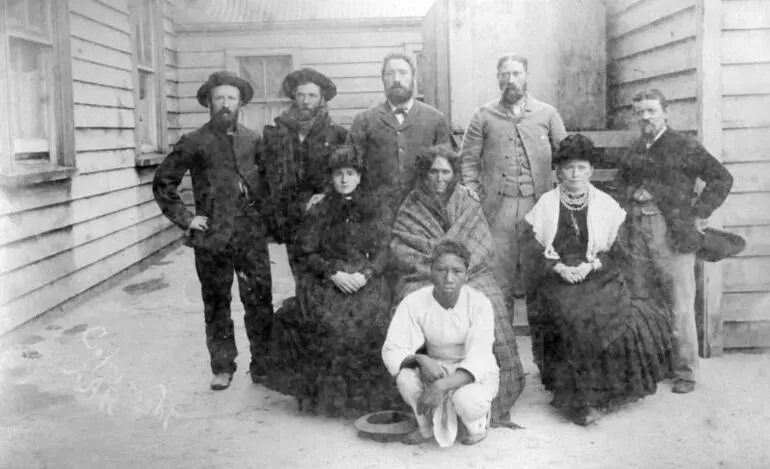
[460,96,567,219]
[153,121,267,251]
[348,100,451,207]
[614,128,734,252]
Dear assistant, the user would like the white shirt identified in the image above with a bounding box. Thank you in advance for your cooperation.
[388,98,415,125]
[381,285,499,382]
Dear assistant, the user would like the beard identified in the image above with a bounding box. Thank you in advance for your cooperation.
[501,82,527,106]
[211,107,239,131]
[386,83,412,105]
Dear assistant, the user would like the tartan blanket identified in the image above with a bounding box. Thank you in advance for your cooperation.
[390,184,525,422]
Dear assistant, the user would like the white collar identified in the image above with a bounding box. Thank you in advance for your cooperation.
[647,126,667,147]
[388,99,414,113]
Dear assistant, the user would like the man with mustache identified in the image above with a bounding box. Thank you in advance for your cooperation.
[614,89,733,394]
[262,68,347,276]
[347,52,451,210]
[460,54,567,338]
[153,71,274,391]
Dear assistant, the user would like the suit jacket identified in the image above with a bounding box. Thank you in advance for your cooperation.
[153,121,267,251]
[460,96,567,219]
[348,100,451,208]
[614,128,734,252]
[262,112,347,243]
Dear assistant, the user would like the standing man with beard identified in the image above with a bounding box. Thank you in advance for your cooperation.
[153,71,274,391]
[615,89,733,394]
[347,52,451,210]
[460,54,566,355]
[262,68,347,275]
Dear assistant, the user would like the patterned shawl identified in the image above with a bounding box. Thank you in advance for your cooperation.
[390,182,525,422]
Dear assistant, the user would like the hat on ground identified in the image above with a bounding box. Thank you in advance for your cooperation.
[552,133,601,168]
[696,227,747,262]
[196,71,255,108]
[281,68,337,102]
[354,411,418,443]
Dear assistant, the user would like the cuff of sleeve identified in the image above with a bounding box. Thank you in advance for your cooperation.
[691,203,712,220]
[385,351,411,377]
[456,361,481,383]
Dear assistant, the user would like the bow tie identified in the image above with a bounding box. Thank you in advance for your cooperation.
[394,107,408,116]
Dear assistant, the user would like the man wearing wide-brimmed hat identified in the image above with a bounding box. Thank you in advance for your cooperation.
[262,68,347,275]
[153,71,275,391]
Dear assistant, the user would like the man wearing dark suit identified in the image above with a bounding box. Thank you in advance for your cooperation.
[153,71,273,391]
[347,52,452,210]
[262,68,347,276]
[614,89,733,394]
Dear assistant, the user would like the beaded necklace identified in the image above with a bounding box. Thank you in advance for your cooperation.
[559,186,588,240]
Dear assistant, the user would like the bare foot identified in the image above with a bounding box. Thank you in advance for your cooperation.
[402,429,432,445]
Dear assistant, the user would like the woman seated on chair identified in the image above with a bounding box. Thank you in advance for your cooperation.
[389,144,524,428]
[264,145,399,418]
[521,134,675,426]
[383,240,500,447]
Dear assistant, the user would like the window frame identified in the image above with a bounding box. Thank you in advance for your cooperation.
[224,47,299,130]
[130,0,168,167]
[0,0,76,187]
[404,43,425,102]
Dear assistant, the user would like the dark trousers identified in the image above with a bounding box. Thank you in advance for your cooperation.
[194,213,273,375]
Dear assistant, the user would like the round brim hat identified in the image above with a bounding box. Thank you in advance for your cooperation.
[552,133,601,167]
[696,227,747,262]
[197,71,255,108]
[354,411,418,443]
[281,68,337,102]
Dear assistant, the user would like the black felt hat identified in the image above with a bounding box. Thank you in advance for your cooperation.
[327,146,363,173]
[696,228,747,262]
[196,71,255,108]
[281,68,337,102]
[553,133,601,167]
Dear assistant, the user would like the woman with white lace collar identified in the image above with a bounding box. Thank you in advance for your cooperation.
[520,134,676,426]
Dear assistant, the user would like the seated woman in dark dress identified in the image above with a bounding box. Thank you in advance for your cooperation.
[264,146,399,418]
[521,134,675,426]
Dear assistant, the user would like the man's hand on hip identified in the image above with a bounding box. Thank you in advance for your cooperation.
[188,216,209,232]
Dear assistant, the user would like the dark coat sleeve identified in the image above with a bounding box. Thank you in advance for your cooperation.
[435,111,452,146]
[297,204,335,278]
[367,202,394,275]
[688,139,733,219]
[153,135,196,230]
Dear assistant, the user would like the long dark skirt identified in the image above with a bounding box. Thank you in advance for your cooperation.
[535,267,675,411]
[264,274,403,418]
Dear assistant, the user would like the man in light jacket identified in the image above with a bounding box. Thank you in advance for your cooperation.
[460,54,567,321]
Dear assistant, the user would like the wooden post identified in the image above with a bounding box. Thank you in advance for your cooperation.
[694,0,724,357]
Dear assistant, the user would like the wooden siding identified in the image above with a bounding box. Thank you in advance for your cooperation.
[606,0,699,132]
[0,0,181,335]
[175,26,423,130]
[719,0,770,349]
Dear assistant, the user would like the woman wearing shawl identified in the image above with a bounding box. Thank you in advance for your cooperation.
[264,146,399,418]
[521,134,675,426]
[389,144,525,428]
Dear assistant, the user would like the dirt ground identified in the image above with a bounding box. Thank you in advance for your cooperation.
[1,243,769,469]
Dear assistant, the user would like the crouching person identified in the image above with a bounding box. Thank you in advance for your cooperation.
[382,240,499,447]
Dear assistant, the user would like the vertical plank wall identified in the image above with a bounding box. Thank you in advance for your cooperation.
[173,23,422,132]
[0,0,180,335]
[719,0,770,349]
[606,0,699,132]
